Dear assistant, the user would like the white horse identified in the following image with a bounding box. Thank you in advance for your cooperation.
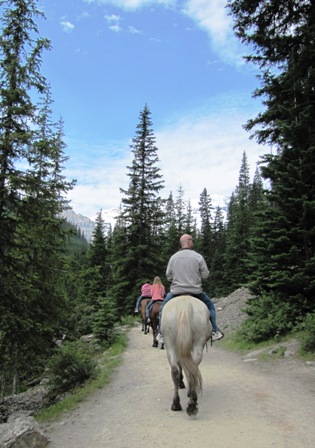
[160,295,212,416]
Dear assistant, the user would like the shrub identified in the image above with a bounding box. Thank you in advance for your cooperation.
[92,295,118,342]
[47,341,98,396]
[237,293,296,343]
[300,313,315,353]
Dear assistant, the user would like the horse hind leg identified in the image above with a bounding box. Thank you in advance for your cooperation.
[179,365,185,389]
[186,389,198,417]
[171,365,182,411]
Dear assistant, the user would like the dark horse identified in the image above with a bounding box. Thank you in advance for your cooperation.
[148,300,164,349]
[160,295,212,416]
[139,298,150,333]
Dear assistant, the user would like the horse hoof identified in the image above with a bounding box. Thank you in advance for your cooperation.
[171,403,182,412]
[161,343,165,350]
[186,403,198,417]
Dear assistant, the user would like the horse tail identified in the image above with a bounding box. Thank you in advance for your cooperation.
[176,301,203,393]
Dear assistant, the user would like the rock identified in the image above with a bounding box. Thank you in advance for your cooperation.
[0,415,48,448]
[213,287,254,334]
[2,386,49,419]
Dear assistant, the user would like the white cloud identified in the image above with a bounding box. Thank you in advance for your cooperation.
[181,0,244,64]
[60,19,75,33]
[105,14,122,23]
[109,24,123,32]
[65,96,266,218]
[82,0,245,64]
[83,0,176,9]
[128,25,142,34]
[157,112,264,204]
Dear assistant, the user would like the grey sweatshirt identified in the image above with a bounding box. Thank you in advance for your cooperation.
[166,248,209,295]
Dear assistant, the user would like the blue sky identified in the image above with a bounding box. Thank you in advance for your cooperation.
[36,0,266,219]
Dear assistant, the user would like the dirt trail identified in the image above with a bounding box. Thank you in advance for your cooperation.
[43,324,315,448]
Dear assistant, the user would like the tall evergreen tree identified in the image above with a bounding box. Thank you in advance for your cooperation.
[117,105,165,314]
[87,211,117,341]
[198,188,213,256]
[209,206,226,296]
[0,0,74,391]
[184,199,196,235]
[84,211,112,309]
[198,188,213,291]
[163,191,179,262]
[174,184,186,235]
[223,152,252,292]
[228,0,315,336]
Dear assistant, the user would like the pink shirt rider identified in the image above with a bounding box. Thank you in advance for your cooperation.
[141,283,152,298]
[151,283,165,301]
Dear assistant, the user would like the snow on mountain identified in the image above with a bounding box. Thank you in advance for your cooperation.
[63,195,229,242]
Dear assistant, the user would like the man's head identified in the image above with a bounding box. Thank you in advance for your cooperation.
[179,234,194,249]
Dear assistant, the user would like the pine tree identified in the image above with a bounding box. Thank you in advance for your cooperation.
[228,0,315,335]
[223,152,252,291]
[184,199,196,235]
[88,210,111,286]
[198,188,213,256]
[174,184,186,235]
[117,105,165,314]
[0,0,74,391]
[209,206,226,296]
[197,188,213,291]
[163,191,180,262]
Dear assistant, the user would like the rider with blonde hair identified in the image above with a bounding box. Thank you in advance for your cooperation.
[146,276,165,323]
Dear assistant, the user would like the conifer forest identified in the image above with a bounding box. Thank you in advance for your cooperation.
[1,0,315,395]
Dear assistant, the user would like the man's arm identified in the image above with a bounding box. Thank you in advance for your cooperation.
[166,258,173,281]
[199,256,209,279]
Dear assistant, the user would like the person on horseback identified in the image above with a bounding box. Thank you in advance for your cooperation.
[157,234,224,344]
[145,276,165,324]
[134,280,152,314]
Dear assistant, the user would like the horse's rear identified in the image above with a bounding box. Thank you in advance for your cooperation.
[160,295,212,416]
[140,298,150,333]
[149,300,164,349]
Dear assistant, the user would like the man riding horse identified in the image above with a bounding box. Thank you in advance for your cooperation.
[157,234,224,344]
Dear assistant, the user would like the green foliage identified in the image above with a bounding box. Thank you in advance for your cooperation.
[223,152,253,291]
[92,295,118,342]
[237,294,296,343]
[114,105,166,313]
[0,1,76,392]
[225,0,315,333]
[36,332,128,421]
[300,313,315,353]
[47,341,98,396]
[2,0,315,385]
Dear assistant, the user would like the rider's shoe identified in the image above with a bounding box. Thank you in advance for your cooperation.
[212,329,224,342]
[133,310,139,316]
[146,317,151,324]
[157,333,164,344]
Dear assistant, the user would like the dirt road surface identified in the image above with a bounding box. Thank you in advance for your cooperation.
[44,324,315,448]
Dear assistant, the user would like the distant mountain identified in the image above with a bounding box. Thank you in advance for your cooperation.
[62,209,95,242]
[62,196,228,242]
[62,208,119,242]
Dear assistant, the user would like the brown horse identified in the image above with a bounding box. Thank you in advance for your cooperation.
[139,298,150,333]
[148,300,164,349]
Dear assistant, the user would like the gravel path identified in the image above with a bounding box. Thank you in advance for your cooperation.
[43,322,315,448]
